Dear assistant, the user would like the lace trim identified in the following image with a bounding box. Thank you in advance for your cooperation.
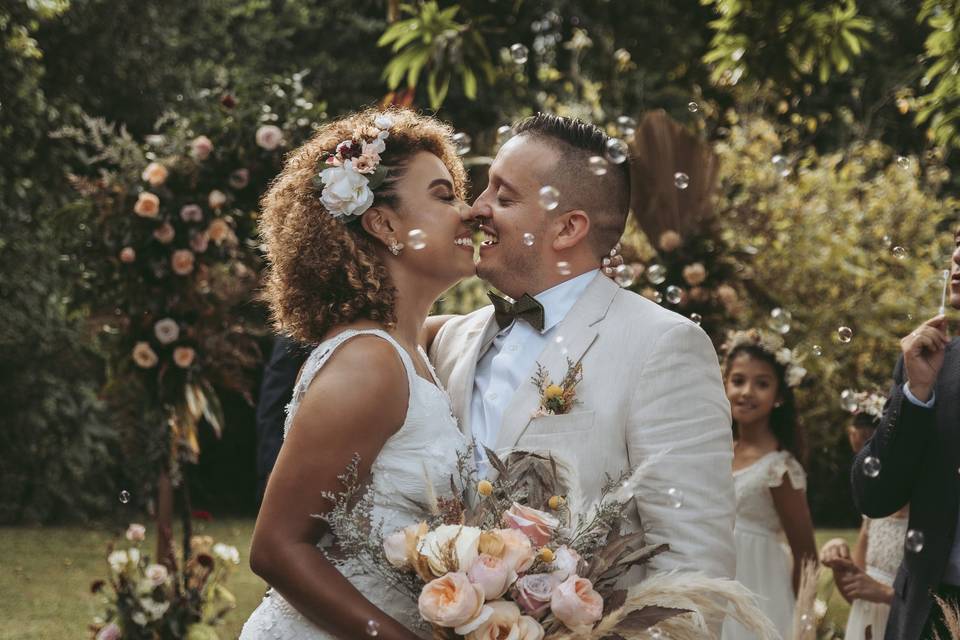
[765,451,807,491]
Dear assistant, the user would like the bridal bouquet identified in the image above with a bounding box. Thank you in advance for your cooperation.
[319,448,777,640]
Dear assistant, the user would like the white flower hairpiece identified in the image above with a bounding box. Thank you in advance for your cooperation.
[313,115,394,221]
[722,329,807,388]
[847,390,886,420]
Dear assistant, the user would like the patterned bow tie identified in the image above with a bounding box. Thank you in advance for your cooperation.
[487,291,545,332]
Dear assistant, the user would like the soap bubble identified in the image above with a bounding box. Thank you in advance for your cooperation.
[538,186,560,210]
[510,43,529,64]
[604,138,629,164]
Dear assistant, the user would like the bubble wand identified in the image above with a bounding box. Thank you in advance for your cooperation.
[939,269,950,316]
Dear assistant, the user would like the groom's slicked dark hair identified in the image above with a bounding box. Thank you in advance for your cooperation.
[513,113,631,255]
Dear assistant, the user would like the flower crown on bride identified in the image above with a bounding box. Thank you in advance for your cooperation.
[312,114,394,222]
[722,328,808,388]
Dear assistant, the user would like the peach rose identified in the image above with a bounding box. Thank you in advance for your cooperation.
[550,545,582,581]
[207,218,234,245]
[171,249,195,276]
[132,342,158,368]
[467,554,517,600]
[208,190,227,210]
[119,247,136,263]
[180,204,203,222]
[153,222,175,244]
[125,523,146,542]
[418,572,488,629]
[173,346,195,368]
[141,162,169,187]
[502,503,559,547]
[491,528,535,573]
[658,230,683,252]
[517,615,545,640]
[512,573,560,618]
[465,600,523,640]
[255,125,284,151]
[682,262,707,286]
[418,525,482,576]
[134,192,160,218]
[550,575,603,631]
[190,231,209,253]
[190,135,214,161]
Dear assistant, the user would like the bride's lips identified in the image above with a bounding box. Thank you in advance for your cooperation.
[454,232,474,252]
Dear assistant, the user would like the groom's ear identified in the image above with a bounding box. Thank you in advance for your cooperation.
[360,206,397,244]
[551,210,591,251]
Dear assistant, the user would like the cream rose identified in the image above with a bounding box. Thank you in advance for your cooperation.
[418,572,487,629]
[190,135,214,161]
[119,247,136,263]
[108,550,129,573]
[180,204,203,222]
[467,553,517,600]
[550,575,603,631]
[319,161,374,219]
[550,545,582,580]
[682,262,707,286]
[465,600,523,640]
[153,222,175,244]
[171,249,195,276]
[208,189,227,210]
[518,615,545,640]
[491,528,535,573]
[132,342,158,368]
[125,523,146,542]
[145,563,169,587]
[658,230,683,252]
[502,503,559,547]
[418,525,482,575]
[213,543,240,564]
[134,192,160,218]
[512,573,560,618]
[353,154,378,174]
[173,346,196,368]
[153,318,180,345]
[255,125,284,150]
[141,162,169,187]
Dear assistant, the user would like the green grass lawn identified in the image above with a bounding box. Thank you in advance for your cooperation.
[0,521,860,639]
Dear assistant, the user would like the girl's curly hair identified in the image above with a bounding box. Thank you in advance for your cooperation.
[258,107,467,345]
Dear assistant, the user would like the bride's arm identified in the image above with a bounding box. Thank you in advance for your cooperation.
[249,337,423,640]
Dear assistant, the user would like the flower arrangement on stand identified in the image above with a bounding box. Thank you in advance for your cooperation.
[89,523,240,640]
[319,448,779,639]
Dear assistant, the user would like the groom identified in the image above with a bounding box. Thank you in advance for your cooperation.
[430,114,736,582]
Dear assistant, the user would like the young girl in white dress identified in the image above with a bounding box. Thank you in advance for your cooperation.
[720,330,818,640]
[820,393,908,640]
[240,108,476,639]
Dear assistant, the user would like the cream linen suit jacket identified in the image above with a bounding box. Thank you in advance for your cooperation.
[430,273,736,580]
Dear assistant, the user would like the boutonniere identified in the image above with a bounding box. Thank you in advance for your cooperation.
[531,357,583,417]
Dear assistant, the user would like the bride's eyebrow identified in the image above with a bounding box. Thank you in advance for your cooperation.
[427,178,454,191]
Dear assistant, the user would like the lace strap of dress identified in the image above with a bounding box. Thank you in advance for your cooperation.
[765,450,807,491]
[283,329,418,437]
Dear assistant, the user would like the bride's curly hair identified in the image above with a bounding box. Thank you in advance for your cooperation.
[258,108,467,345]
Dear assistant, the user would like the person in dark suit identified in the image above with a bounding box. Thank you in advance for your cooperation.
[852,231,960,640]
[255,335,311,505]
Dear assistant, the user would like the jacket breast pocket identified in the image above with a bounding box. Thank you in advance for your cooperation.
[524,410,596,436]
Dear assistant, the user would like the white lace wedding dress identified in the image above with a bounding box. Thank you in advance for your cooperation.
[843,515,908,640]
[240,329,466,639]
[722,450,807,640]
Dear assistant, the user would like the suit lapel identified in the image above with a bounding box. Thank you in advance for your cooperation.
[494,274,619,451]
[447,308,498,440]
[939,340,960,468]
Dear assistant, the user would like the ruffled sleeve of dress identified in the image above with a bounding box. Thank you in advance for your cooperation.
[765,450,807,491]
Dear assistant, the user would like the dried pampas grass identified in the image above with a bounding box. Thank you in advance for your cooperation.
[791,559,820,640]
[933,595,960,640]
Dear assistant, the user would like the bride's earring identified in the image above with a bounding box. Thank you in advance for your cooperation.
[388,239,404,256]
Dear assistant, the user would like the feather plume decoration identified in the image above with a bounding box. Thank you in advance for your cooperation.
[549,570,779,640]
[791,559,820,640]
[934,595,960,640]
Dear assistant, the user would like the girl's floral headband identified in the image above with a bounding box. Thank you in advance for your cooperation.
[312,114,394,222]
[846,390,886,421]
[722,328,808,388]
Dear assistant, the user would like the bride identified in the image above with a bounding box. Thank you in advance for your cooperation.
[240,108,475,639]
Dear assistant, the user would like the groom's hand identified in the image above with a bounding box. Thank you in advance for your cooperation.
[901,314,949,402]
